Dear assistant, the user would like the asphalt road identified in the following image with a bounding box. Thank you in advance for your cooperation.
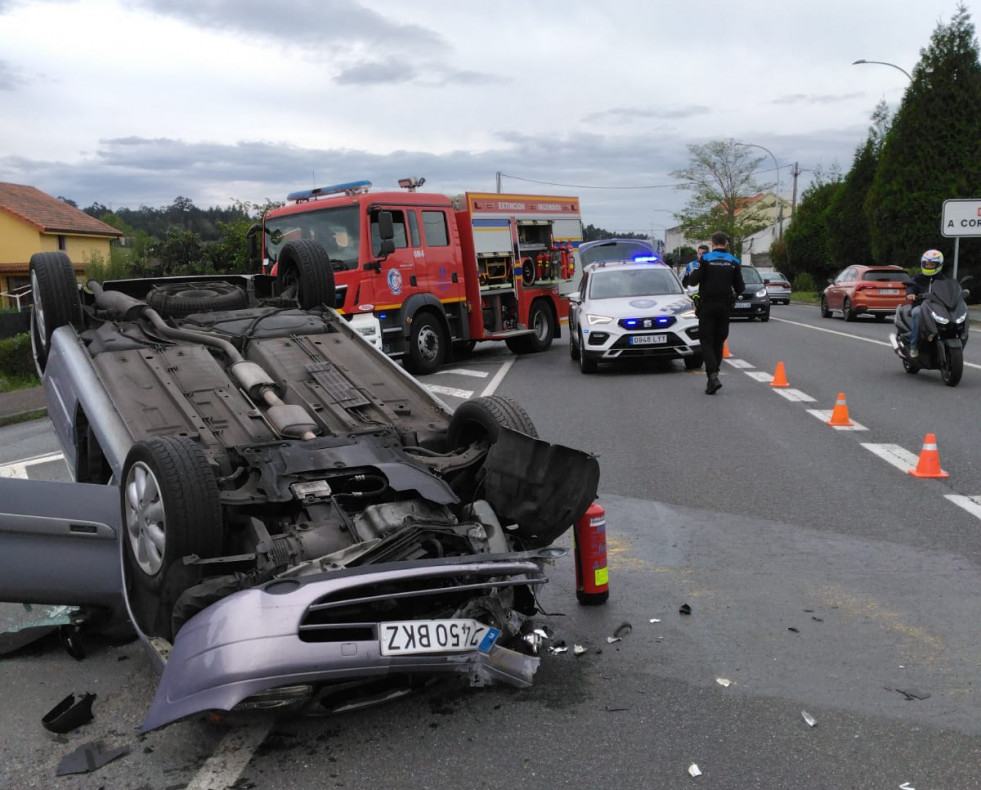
[2,304,980,789]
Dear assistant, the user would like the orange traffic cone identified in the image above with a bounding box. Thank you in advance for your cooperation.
[826,393,854,427]
[909,433,949,478]
[770,361,789,387]
[723,341,732,359]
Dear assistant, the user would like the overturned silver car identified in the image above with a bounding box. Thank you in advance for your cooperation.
[0,243,599,730]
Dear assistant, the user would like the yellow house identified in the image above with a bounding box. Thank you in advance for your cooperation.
[0,182,123,309]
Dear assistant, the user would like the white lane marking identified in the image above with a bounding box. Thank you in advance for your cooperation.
[773,388,816,402]
[945,495,981,520]
[481,356,516,397]
[745,371,774,382]
[724,359,754,369]
[806,409,868,430]
[862,443,920,472]
[436,368,489,378]
[185,720,274,790]
[0,451,65,479]
[425,384,474,400]
[770,315,981,370]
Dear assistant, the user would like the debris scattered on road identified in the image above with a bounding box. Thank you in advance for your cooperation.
[613,622,632,638]
[573,644,587,656]
[716,678,731,687]
[56,741,130,776]
[0,605,75,657]
[891,688,931,701]
[606,636,621,644]
[688,763,702,777]
[60,625,86,661]
[811,616,823,622]
[788,627,800,633]
[42,692,97,734]
[548,640,568,655]
[899,782,916,790]
[649,618,661,623]
[679,604,692,616]
[605,705,629,712]
[801,710,817,727]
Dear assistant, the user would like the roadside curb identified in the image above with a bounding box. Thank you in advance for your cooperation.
[0,407,47,428]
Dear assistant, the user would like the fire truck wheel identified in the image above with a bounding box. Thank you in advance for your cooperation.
[505,301,554,354]
[452,340,477,359]
[278,240,336,309]
[447,395,539,449]
[405,311,447,375]
[145,281,249,318]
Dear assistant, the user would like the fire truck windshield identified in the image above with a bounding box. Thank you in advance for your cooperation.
[265,206,361,270]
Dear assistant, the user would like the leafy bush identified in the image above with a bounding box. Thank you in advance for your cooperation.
[793,272,817,292]
[0,333,38,389]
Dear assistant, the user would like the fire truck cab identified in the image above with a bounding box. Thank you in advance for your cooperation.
[255,179,582,375]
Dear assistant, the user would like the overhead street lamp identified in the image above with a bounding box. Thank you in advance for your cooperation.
[736,141,783,242]
[852,59,913,81]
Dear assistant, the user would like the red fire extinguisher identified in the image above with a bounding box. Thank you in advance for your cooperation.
[574,501,608,605]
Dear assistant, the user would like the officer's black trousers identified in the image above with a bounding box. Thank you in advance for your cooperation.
[698,299,731,376]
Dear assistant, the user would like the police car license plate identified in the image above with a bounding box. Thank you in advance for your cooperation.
[630,334,667,345]
[379,619,499,656]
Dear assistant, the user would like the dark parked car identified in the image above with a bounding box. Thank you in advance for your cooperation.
[821,265,908,321]
[730,264,770,321]
[0,245,599,731]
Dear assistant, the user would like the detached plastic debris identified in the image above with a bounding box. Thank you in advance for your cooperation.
[649,618,661,623]
[606,636,621,644]
[56,740,130,776]
[801,710,817,727]
[612,622,632,638]
[688,762,702,777]
[894,688,931,701]
[0,605,75,657]
[42,692,96,734]
[679,603,692,616]
[573,644,587,656]
[715,678,731,687]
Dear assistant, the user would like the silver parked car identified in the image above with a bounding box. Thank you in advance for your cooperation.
[762,271,792,305]
[0,244,599,731]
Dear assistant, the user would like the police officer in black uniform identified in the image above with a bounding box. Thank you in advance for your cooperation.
[687,231,744,394]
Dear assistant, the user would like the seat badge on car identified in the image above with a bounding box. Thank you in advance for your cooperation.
[643,319,653,328]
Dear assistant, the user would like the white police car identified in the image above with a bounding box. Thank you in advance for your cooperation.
[567,259,701,374]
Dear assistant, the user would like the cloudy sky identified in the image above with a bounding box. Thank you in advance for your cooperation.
[0,0,967,236]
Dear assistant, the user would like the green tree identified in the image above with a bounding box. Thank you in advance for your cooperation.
[670,139,772,248]
[867,4,981,269]
[152,228,204,274]
[782,168,844,285]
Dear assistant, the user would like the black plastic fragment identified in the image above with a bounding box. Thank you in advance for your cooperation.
[56,740,130,775]
[613,622,632,638]
[42,692,96,733]
[59,625,86,661]
[679,603,692,616]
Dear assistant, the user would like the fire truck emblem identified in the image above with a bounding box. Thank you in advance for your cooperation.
[388,268,403,295]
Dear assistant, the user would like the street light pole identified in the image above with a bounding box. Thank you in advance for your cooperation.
[851,59,913,81]
[737,142,783,242]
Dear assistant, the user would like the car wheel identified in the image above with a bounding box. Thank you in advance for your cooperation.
[761,311,770,322]
[578,331,597,374]
[447,395,539,449]
[146,281,248,318]
[122,436,223,638]
[874,314,886,322]
[820,296,832,318]
[842,297,855,322]
[684,353,704,370]
[278,240,337,309]
[29,252,83,373]
[405,311,447,375]
[569,330,580,360]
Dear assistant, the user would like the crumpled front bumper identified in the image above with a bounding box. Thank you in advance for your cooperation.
[141,555,548,731]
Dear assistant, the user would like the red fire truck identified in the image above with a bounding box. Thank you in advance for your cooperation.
[254,178,583,374]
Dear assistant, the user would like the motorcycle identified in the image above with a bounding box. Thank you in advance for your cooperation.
[890,278,970,386]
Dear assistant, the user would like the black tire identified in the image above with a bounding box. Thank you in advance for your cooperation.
[145,281,248,318]
[448,395,538,449]
[684,353,704,370]
[874,314,886,322]
[842,297,854,322]
[941,346,964,387]
[903,358,920,375]
[29,252,83,372]
[278,240,337,310]
[122,436,223,638]
[506,300,555,354]
[452,340,477,359]
[761,311,770,322]
[404,311,447,375]
[578,331,597,374]
[569,331,580,360]
[820,296,832,318]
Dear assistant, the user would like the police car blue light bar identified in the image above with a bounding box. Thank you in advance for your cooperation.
[634,256,661,262]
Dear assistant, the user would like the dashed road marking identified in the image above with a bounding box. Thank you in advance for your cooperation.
[945,495,981,520]
[773,388,816,403]
[0,452,65,479]
[861,443,920,473]
[806,409,868,430]
[185,719,275,790]
[436,368,489,378]
[745,371,774,382]
[724,359,754,369]
[425,384,474,400]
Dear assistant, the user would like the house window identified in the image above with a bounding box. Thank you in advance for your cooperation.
[57,235,67,250]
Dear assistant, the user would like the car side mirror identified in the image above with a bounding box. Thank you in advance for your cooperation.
[567,293,581,305]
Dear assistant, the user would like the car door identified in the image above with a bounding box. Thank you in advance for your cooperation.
[569,271,589,335]
[827,267,855,310]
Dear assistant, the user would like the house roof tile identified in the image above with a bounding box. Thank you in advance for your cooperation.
[0,182,123,237]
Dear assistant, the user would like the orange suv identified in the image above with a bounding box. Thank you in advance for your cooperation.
[821,265,909,322]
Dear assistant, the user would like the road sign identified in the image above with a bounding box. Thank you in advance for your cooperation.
[942,199,981,237]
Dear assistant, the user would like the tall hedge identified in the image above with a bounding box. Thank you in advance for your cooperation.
[0,333,36,383]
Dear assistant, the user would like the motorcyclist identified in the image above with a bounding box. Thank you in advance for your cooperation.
[905,249,949,358]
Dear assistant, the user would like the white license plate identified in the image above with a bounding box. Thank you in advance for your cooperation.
[733,302,751,308]
[630,334,667,345]
[879,289,900,295]
[379,619,499,656]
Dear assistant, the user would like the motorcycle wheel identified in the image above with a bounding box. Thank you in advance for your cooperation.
[902,357,920,375]
[941,346,964,387]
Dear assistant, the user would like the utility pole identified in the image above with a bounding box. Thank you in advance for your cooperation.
[496,171,502,193]
[790,161,801,221]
